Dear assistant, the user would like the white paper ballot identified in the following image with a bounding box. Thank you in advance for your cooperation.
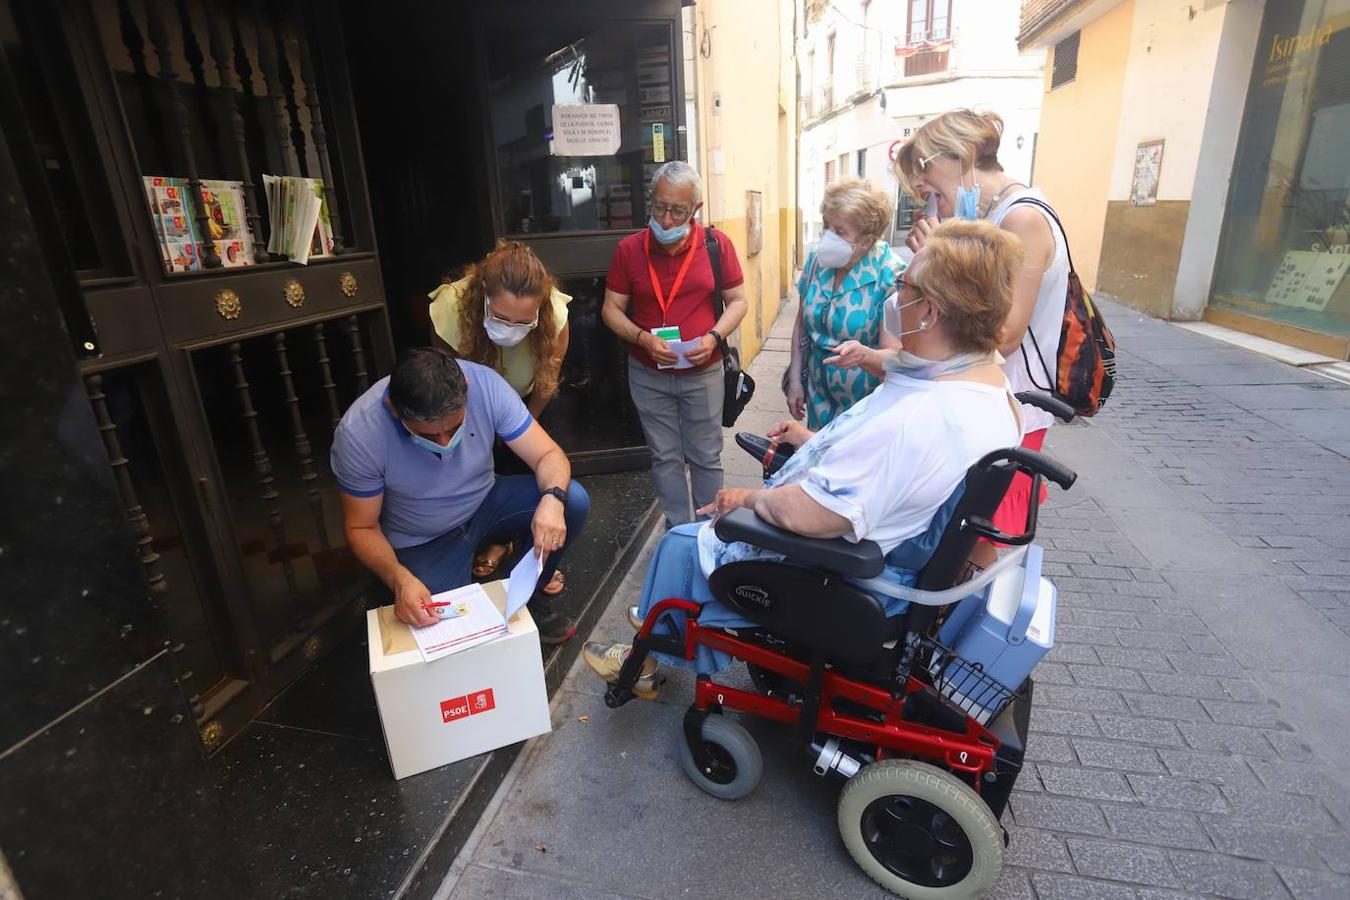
[412,583,507,663]
[660,337,703,370]
[506,551,545,620]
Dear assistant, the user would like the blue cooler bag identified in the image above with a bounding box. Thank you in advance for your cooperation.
[935,544,1057,723]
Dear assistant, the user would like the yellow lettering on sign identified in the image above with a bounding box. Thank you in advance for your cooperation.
[1269,25,1340,62]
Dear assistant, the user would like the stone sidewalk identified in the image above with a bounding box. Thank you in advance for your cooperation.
[439,297,1350,899]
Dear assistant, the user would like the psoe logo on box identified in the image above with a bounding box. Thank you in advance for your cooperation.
[441,688,495,724]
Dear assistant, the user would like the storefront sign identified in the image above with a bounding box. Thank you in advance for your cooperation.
[552,104,622,156]
[1262,24,1341,87]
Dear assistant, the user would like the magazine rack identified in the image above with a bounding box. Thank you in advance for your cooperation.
[6,0,393,750]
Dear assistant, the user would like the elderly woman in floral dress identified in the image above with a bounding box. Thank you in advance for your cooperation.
[786,179,907,429]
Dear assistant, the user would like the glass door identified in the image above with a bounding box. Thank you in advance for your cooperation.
[480,2,688,472]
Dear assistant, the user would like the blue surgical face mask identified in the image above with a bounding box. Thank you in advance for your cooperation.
[649,215,690,245]
[404,420,464,456]
[954,172,981,220]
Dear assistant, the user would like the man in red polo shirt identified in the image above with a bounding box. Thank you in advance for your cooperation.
[602,161,749,526]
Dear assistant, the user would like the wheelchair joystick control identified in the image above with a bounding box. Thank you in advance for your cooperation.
[811,737,861,780]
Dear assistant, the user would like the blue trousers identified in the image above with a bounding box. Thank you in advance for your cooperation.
[634,524,913,675]
[394,476,590,599]
[635,524,757,675]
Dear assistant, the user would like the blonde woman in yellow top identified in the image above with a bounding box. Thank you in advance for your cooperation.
[429,240,572,590]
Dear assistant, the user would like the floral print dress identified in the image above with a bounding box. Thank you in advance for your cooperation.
[797,239,906,429]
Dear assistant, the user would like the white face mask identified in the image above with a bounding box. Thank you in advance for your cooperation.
[815,229,856,269]
[483,298,538,347]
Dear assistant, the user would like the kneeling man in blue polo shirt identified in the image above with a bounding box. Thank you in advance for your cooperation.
[332,347,589,643]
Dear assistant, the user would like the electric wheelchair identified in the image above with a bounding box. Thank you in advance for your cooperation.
[603,393,1077,898]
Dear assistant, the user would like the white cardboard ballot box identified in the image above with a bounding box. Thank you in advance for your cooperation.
[366,580,551,780]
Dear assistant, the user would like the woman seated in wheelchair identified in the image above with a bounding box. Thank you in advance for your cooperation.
[583,219,1026,695]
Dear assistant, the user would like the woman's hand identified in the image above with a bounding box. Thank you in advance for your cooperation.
[906,216,939,254]
[785,378,806,421]
[697,487,755,519]
[823,340,875,371]
[767,419,813,448]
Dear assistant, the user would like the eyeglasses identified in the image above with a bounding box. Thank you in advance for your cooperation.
[650,201,693,221]
[896,274,923,294]
[916,152,946,172]
[484,297,538,328]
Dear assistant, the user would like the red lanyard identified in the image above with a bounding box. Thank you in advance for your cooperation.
[644,224,699,326]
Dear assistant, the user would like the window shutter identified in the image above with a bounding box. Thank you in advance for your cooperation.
[1051,31,1080,90]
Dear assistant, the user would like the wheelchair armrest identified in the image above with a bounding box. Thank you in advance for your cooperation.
[714,507,885,578]
[1014,391,1076,423]
[980,446,1077,491]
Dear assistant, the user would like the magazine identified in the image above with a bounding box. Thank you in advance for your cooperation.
[261,175,334,265]
[142,176,256,272]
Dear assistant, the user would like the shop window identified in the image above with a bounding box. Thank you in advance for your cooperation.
[487,23,678,235]
[1210,3,1350,342]
[1051,32,1080,90]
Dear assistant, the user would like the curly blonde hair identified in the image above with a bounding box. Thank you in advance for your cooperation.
[894,109,1005,199]
[452,240,563,398]
[907,219,1024,353]
[821,178,895,241]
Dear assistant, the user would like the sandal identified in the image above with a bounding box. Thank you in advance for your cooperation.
[540,569,566,596]
[472,542,512,578]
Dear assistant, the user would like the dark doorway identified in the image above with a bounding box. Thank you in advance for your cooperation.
[347,0,688,474]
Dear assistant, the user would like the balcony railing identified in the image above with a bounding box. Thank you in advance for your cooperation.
[896,27,954,79]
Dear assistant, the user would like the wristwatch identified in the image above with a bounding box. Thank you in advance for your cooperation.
[541,486,568,506]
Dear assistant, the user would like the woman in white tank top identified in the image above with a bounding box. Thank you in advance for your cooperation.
[892,109,1069,547]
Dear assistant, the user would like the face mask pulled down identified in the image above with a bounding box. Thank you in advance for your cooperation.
[404,420,465,456]
[648,215,690,245]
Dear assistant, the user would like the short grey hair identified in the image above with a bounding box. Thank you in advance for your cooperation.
[650,160,702,205]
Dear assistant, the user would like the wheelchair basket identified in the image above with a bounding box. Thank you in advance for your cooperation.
[920,636,1026,725]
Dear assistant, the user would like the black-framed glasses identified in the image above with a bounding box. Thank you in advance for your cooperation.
[650,200,693,221]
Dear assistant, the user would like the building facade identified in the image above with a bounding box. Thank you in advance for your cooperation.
[798,0,1046,246]
[687,0,799,360]
[1023,0,1350,359]
[0,0,793,895]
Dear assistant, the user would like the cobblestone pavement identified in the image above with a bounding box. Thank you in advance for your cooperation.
[441,298,1350,900]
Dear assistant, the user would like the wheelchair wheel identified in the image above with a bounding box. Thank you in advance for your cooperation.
[678,713,763,801]
[837,760,1003,899]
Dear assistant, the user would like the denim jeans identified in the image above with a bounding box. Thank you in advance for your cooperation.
[393,475,590,602]
[634,524,756,674]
